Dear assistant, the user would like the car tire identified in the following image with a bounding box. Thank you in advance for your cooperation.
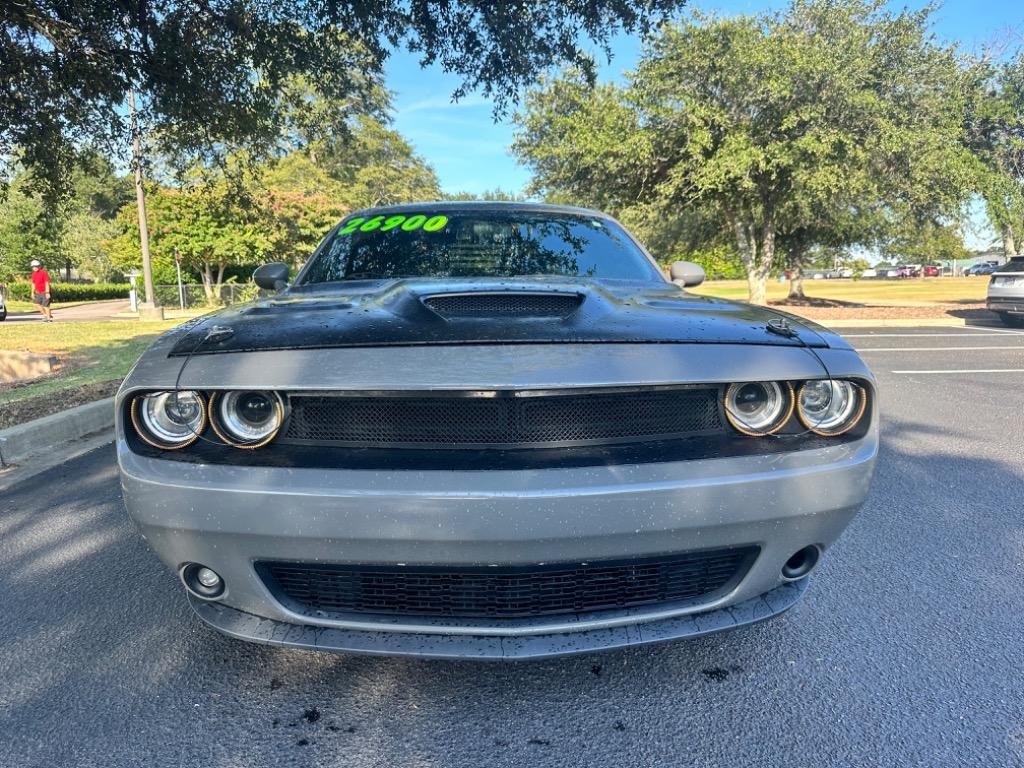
[999,312,1024,328]
[0,309,6,322]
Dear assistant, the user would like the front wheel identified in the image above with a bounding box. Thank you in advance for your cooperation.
[999,312,1024,328]
[0,309,6,322]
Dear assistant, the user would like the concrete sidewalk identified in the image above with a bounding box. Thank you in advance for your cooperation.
[3,299,131,323]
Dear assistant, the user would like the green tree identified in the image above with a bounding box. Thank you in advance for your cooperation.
[0,187,61,283]
[969,54,1024,256]
[109,187,265,301]
[321,117,441,209]
[245,114,442,210]
[444,189,529,202]
[882,219,970,264]
[260,191,348,270]
[515,0,977,304]
[61,212,121,281]
[59,154,134,280]
[2,0,683,209]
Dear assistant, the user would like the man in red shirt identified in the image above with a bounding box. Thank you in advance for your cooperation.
[30,259,53,322]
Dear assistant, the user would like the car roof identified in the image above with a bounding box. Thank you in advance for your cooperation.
[344,200,610,220]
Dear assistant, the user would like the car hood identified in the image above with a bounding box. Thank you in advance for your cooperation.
[168,278,840,356]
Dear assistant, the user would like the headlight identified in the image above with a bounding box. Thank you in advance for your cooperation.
[210,391,284,448]
[724,381,793,436]
[797,380,867,436]
[131,391,206,449]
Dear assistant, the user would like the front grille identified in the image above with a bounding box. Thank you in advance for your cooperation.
[423,292,581,318]
[282,387,723,448]
[258,548,756,620]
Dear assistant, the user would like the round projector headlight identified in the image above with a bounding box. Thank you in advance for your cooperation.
[797,380,867,436]
[131,391,206,449]
[724,381,793,436]
[211,391,284,448]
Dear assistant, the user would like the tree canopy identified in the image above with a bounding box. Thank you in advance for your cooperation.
[970,53,1024,256]
[2,0,684,208]
[514,0,979,303]
[105,111,441,298]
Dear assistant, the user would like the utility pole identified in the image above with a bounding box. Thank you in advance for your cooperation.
[128,88,163,320]
[174,247,185,310]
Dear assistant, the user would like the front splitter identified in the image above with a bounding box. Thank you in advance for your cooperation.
[188,579,809,660]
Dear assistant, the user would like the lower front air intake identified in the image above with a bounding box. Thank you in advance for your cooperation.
[257,547,758,621]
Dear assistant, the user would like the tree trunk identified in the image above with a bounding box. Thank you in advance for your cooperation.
[128,88,158,308]
[201,260,215,302]
[1004,225,1018,257]
[787,248,807,300]
[214,261,226,299]
[734,218,774,305]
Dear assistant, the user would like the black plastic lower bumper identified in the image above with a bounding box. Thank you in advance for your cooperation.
[188,579,809,660]
[988,299,1024,315]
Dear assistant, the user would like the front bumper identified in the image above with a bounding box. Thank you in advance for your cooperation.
[119,425,877,657]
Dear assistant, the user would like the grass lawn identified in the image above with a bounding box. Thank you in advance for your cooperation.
[1,319,185,406]
[692,277,989,305]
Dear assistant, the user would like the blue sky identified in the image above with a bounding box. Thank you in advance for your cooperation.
[387,0,1024,219]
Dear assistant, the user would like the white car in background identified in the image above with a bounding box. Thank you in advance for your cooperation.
[987,256,1024,327]
[860,269,878,278]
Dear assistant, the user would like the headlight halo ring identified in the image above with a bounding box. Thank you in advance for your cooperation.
[130,390,207,450]
[723,381,795,437]
[208,390,285,449]
[796,379,868,436]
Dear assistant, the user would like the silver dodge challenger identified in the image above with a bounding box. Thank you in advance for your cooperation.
[116,202,878,659]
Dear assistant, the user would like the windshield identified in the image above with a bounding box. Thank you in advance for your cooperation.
[297,209,663,284]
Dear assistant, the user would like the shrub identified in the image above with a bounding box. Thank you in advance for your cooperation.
[4,281,131,302]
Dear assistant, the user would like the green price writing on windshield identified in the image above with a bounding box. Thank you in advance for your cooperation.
[339,214,448,235]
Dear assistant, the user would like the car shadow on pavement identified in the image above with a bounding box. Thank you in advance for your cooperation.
[1,426,1022,767]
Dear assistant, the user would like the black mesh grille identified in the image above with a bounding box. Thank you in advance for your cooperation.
[259,548,756,620]
[283,388,723,448]
[423,292,581,318]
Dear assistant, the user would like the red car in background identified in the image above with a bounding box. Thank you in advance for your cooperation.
[922,264,941,277]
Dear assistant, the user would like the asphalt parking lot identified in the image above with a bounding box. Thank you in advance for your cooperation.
[2,324,1023,767]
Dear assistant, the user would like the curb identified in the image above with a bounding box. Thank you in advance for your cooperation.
[0,397,114,468]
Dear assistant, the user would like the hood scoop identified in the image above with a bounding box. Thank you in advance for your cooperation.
[168,279,829,356]
[422,291,583,319]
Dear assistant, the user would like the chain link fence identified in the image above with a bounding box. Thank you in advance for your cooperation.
[151,283,268,309]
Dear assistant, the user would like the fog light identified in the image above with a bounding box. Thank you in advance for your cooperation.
[181,562,225,599]
[196,567,221,588]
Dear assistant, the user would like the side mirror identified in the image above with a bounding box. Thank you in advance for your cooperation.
[670,261,705,288]
[253,262,290,291]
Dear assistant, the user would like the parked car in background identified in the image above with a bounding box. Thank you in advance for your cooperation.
[809,268,853,279]
[921,264,941,277]
[966,262,998,276]
[860,268,878,278]
[987,257,1024,327]
[0,291,6,321]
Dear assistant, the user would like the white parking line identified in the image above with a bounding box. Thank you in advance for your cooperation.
[964,326,1024,335]
[860,345,1024,352]
[844,332,1016,338]
[892,369,1024,374]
